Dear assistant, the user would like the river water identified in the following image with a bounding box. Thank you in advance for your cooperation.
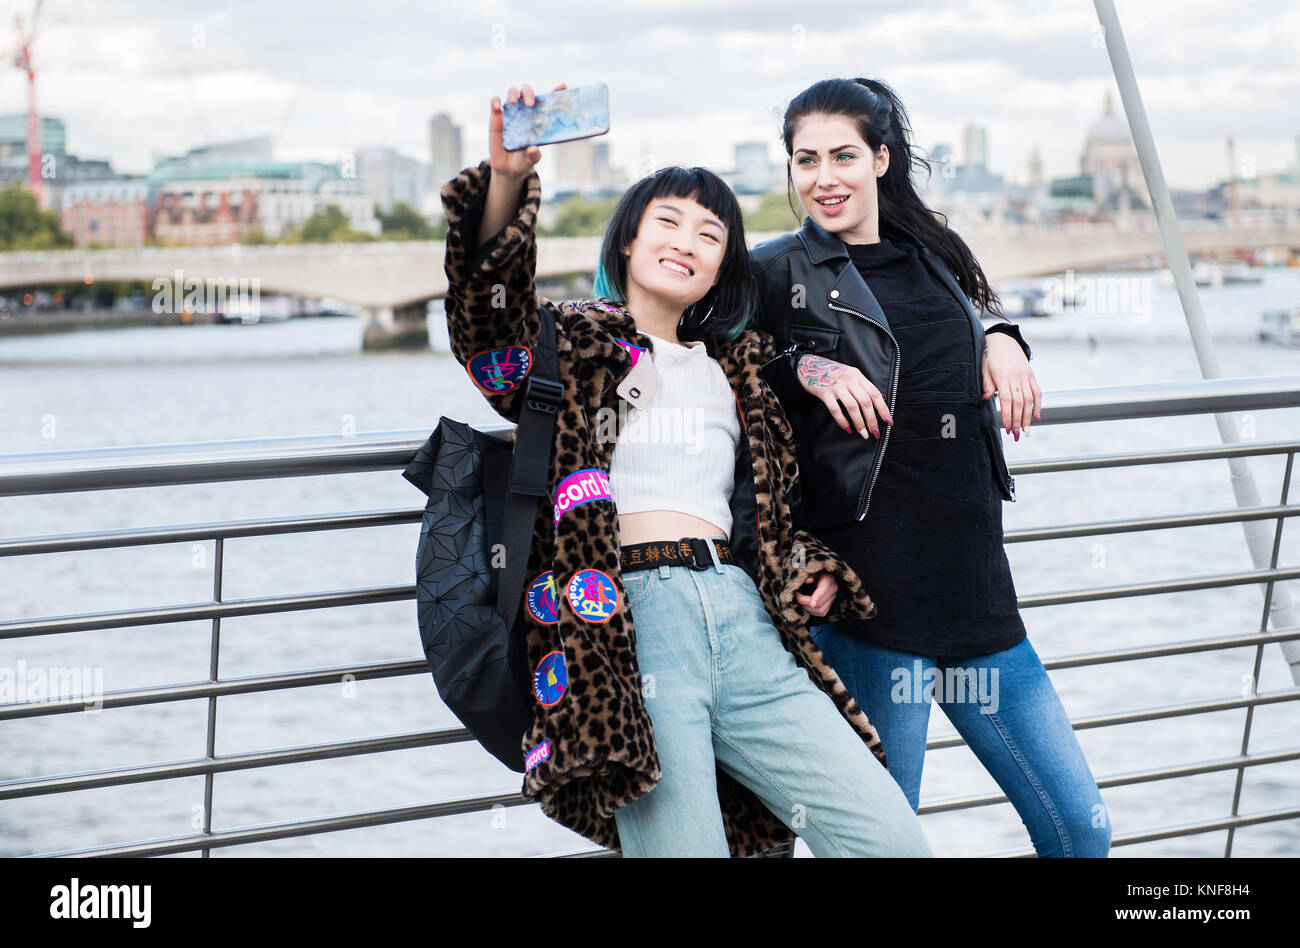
[1,266,1298,857]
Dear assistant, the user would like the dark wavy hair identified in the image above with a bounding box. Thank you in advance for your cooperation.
[781,77,1005,317]
[592,166,757,343]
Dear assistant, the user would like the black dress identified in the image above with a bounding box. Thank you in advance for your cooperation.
[811,238,1026,659]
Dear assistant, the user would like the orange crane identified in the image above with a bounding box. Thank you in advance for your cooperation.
[4,1,46,209]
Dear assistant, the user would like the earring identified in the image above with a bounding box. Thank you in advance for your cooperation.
[690,302,714,325]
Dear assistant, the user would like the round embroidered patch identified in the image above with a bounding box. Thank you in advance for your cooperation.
[526,571,559,625]
[566,569,619,623]
[467,345,532,395]
[533,650,568,707]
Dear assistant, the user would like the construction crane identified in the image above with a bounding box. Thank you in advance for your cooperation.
[4,1,46,209]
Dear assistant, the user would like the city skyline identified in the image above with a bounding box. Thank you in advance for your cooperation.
[0,0,1296,193]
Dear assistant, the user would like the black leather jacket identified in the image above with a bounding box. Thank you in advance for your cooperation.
[751,216,1029,529]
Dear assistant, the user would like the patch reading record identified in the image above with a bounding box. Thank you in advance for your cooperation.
[552,469,613,526]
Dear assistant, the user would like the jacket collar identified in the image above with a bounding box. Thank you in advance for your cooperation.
[796,214,850,264]
[797,215,977,325]
[796,218,987,364]
[574,297,642,340]
[794,217,893,332]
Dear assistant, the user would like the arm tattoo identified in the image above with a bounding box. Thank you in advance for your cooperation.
[798,355,847,388]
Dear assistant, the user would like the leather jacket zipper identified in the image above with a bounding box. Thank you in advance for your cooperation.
[827,301,901,522]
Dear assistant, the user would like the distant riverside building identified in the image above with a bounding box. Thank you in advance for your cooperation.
[1234,171,1300,212]
[1078,91,1145,212]
[731,141,779,194]
[0,114,67,158]
[0,113,123,209]
[963,123,989,169]
[151,184,260,247]
[147,158,380,245]
[922,134,1005,216]
[430,113,463,188]
[60,181,151,248]
[354,146,432,213]
[548,138,625,198]
[1042,92,1147,217]
[926,142,955,183]
[152,136,274,175]
[1027,147,1044,188]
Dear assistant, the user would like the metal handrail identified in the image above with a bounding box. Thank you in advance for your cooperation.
[1,375,1299,496]
[2,375,1298,857]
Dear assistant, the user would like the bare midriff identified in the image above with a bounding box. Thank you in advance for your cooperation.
[618,510,727,546]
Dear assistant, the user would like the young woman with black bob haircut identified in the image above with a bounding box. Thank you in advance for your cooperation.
[440,82,931,857]
[751,77,1110,857]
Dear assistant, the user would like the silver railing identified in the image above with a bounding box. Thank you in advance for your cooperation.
[2,375,1299,858]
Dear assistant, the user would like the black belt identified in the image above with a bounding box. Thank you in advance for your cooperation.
[621,537,733,573]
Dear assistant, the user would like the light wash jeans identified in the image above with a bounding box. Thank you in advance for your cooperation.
[612,552,932,858]
[810,625,1112,857]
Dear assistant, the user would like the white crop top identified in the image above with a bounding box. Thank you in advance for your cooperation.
[608,332,741,535]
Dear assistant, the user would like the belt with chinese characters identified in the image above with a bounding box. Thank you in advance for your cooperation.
[620,537,734,573]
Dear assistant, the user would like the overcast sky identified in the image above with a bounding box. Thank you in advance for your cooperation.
[3,0,1297,190]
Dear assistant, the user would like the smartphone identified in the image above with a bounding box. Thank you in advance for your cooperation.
[501,83,610,152]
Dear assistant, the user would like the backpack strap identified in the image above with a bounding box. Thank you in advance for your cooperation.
[497,304,563,629]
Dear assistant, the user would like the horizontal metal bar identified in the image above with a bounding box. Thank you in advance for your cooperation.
[5,497,1293,559]
[925,687,1300,750]
[918,747,1300,815]
[996,806,1300,856]
[1,377,1297,498]
[1019,564,1300,608]
[0,727,470,799]
[7,561,1294,644]
[0,584,415,640]
[0,657,429,721]
[1107,806,1300,848]
[1006,503,1300,543]
[35,777,1300,859]
[10,620,1296,727]
[0,507,420,557]
[0,428,509,497]
[1010,439,1299,475]
[36,791,533,858]
[1040,627,1300,670]
[1038,376,1300,425]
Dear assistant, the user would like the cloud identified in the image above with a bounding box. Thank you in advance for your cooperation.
[0,0,1293,187]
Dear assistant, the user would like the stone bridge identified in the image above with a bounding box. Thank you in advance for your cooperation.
[4,216,1297,347]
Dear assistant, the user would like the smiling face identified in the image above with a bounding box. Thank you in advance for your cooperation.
[789,113,889,244]
[622,196,726,312]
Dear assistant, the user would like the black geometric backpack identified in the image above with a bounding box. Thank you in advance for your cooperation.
[401,306,562,771]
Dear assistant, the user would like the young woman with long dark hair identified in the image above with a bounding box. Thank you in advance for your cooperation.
[751,77,1111,857]
[441,82,931,857]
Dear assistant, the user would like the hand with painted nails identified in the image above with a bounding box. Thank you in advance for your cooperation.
[487,82,568,181]
[796,353,893,439]
[982,332,1042,441]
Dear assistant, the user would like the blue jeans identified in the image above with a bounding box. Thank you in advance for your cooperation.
[613,559,932,858]
[810,624,1112,857]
